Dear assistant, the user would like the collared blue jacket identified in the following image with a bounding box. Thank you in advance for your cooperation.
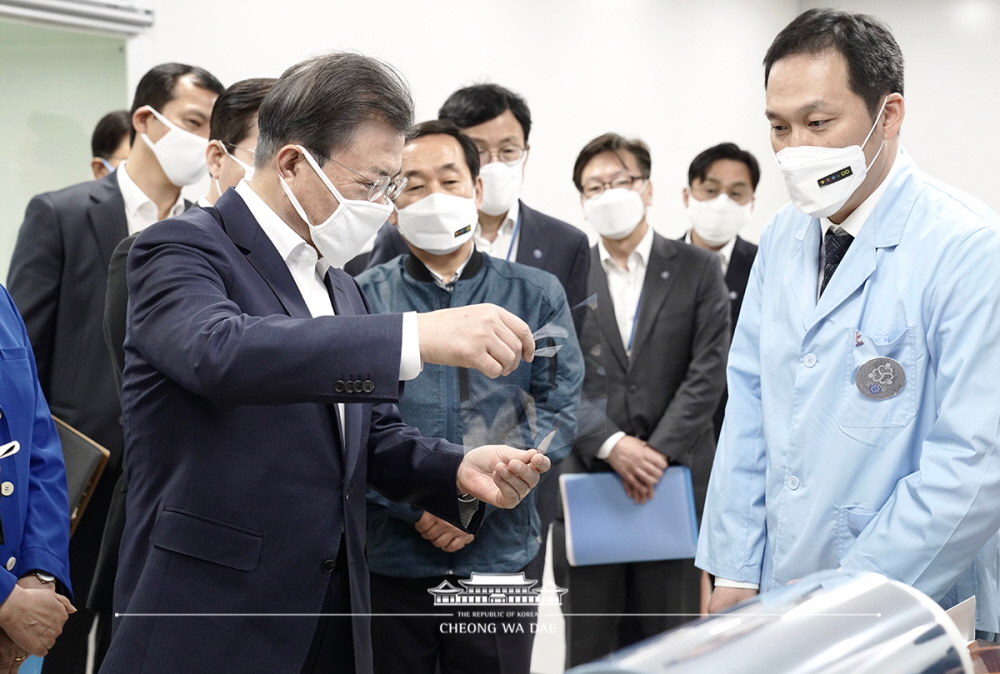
[358,250,583,578]
[696,150,1000,631]
[0,286,71,602]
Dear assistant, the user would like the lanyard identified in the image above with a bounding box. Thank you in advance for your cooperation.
[627,288,643,352]
[504,211,522,261]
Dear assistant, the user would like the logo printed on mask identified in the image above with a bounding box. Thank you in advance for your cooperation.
[818,167,853,187]
[454,225,472,237]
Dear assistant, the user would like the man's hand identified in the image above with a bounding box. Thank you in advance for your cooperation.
[0,629,28,674]
[706,586,758,614]
[606,436,668,504]
[417,304,534,378]
[0,584,75,657]
[457,446,550,509]
[414,512,475,552]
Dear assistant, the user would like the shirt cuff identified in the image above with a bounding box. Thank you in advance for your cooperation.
[597,432,626,461]
[714,578,759,590]
[458,498,479,529]
[399,312,423,381]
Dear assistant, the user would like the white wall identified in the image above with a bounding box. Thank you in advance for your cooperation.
[126,0,800,244]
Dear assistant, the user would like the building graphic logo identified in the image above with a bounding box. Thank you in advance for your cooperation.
[428,572,567,606]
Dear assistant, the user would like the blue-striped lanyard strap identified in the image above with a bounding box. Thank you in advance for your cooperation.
[505,211,522,261]
[627,288,643,353]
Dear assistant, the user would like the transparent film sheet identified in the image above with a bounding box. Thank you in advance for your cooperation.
[456,293,609,458]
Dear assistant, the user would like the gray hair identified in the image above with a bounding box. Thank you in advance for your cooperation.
[255,52,414,167]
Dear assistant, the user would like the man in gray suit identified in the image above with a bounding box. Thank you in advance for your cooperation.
[556,133,730,667]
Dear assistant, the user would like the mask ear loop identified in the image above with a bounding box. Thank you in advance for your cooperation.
[862,97,890,171]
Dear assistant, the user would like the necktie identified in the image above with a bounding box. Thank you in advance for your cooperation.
[821,228,854,296]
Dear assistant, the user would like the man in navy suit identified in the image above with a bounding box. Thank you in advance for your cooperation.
[100,53,549,674]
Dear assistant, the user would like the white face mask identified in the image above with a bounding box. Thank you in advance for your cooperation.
[583,186,646,240]
[775,98,888,219]
[223,143,255,183]
[687,194,752,247]
[396,192,478,255]
[139,106,210,187]
[478,158,524,216]
[279,145,393,269]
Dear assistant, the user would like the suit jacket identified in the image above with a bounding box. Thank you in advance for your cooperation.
[101,190,481,674]
[568,231,731,518]
[7,171,127,469]
[365,200,592,311]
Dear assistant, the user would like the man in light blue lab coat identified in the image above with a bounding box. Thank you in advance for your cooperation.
[696,8,1000,639]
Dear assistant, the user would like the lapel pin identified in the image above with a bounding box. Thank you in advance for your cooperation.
[729,290,738,301]
[533,249,543,259]
[855,357,905,400]
[855,331,865,347]
[660,271,670,280]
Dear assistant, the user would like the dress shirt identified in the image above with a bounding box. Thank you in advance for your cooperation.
[473,200,520,261]
[117,161,185,235]
[234,181,422,381]
[684,230,737,276]
[718,151,904,592]
[594,224,655,461]
[196,196,213,208]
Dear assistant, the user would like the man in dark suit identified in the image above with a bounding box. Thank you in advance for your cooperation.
[100,52,550,674]
[7,62,223,673]
[680,142,761,440]
[556,134,730,667]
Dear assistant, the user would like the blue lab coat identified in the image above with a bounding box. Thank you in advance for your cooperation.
[696,150,1000,632]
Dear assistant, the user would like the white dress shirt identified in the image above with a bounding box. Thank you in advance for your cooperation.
[473,200,520,261]
[594,224,655,461]
[716,152,902,593]
[234,180,422,381]
[684,230,737,276]
[116,161,186,235]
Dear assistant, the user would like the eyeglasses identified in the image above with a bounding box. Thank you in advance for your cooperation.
[224,142,255,155]
[477,145,526,166]
[320,154,408,203]
[581,175,646,199]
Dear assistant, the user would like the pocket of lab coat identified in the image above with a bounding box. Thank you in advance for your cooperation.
[838,327,917,428]
[837,505,879,557]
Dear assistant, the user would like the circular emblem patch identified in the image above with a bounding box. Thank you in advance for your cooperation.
[855,357,905,400]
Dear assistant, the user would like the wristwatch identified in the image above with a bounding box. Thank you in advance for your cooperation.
[31,570,56,584]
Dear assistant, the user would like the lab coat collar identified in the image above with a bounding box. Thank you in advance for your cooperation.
[804,149,920,330]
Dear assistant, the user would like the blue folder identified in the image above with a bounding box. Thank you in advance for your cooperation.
[560,467,699,566]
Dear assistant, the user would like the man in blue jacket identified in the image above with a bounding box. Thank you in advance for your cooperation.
[357,120,583,674]
[0,287,74,665]
[697,9,1000,640]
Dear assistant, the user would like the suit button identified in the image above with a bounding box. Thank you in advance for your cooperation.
[334,380,345,393]
[627,384,638,394]
[353,380,363,393]
[344,381,354,393]
[321,559,338,574]
[0,482,12,496]
[362,380,375,393]
[5,557,14,571]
